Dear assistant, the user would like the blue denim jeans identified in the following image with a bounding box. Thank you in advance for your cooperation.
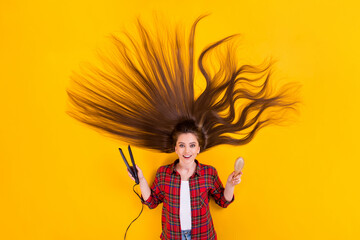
[181,230,191,240]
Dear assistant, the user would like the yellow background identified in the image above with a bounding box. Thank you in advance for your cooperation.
[1,0,359,239]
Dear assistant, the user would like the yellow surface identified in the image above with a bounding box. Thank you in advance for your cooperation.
[1,0,359,239]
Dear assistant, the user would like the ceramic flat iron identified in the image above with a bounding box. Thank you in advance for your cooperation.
[119,145,139,184]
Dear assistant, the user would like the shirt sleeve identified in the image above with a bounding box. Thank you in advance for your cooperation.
[141,168,164,209]
[209,168,234,208]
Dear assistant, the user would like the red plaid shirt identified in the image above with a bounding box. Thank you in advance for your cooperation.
[142,159,234,240]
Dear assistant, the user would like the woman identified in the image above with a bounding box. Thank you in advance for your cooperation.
[127,120,242,240]
[67,15,299,240]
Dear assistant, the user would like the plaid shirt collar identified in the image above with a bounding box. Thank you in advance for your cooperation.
[170,159,203,177]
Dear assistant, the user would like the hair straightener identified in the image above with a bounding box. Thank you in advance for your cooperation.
[119,145,139,184]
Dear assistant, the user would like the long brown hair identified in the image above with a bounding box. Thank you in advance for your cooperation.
[66,16,300,153]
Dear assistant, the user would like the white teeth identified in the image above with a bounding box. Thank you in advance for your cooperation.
[184,155,191,158]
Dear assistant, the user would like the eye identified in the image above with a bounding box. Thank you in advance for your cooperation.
[190,144,196,148]
[179,144,185,148]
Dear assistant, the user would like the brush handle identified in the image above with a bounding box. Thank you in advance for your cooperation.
[234,157,244,176]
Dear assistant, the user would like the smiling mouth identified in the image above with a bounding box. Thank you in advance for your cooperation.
[183,155,192,159]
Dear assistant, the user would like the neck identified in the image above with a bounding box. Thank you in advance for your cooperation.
[176,160,197,181]
[177,160,196,171]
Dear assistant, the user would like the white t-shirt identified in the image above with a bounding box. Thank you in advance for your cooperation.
[180,181,192,230]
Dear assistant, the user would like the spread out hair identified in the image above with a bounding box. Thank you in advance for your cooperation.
[66,15,300,153]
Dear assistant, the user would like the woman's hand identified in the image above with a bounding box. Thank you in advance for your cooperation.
[127,165,145,182]
[127,165,151,201]
[226,171,242,187]
[224,171,242,202]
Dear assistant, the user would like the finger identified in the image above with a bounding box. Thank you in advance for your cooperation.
[232,180,240,185]
[135,165,142,172]
[233,177,241,183]
[127,170,135,180]
[127,172,134,180]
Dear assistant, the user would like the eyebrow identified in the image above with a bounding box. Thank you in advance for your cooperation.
[178,142,197,144]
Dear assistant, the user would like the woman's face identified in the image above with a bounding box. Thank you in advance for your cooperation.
[175,133,200,164]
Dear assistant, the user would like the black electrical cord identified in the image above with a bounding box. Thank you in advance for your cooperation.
[124,183,144,240]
